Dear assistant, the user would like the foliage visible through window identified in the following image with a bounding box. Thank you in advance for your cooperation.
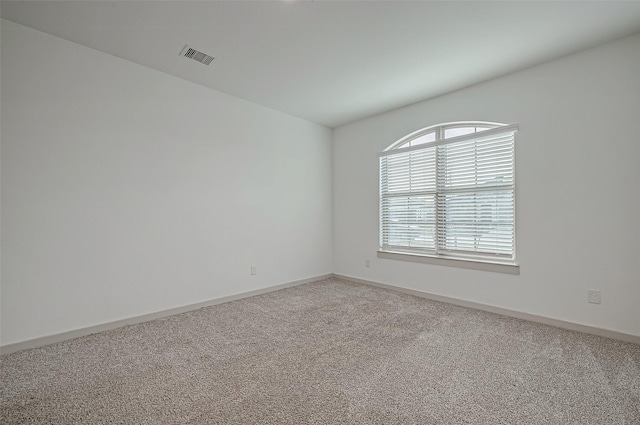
[379,122,518,263]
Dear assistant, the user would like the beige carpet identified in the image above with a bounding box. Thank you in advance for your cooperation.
[1,278,639,424]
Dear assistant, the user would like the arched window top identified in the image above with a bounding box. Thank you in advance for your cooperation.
[385,121,507,151]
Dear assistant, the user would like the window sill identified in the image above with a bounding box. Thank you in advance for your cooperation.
[377,250,520,275]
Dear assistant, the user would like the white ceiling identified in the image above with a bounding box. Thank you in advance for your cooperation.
[3,1,640,128]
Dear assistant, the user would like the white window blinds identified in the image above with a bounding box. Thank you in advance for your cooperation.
[379,123,517,262]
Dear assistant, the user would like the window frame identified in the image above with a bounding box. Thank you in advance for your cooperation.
[378,122,519,274]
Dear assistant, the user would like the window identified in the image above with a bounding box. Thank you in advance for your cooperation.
[379,122,518,271]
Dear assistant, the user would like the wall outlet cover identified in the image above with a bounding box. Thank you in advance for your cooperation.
[587,290,601,304]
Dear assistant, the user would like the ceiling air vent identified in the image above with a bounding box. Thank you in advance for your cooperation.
[179,45,214,65]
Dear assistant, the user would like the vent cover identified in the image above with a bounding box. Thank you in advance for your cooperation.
[180,45,214,65]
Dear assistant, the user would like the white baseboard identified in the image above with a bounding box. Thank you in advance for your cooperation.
[0,274,333,355]
[333,273,640,345]
[4,272,637,355]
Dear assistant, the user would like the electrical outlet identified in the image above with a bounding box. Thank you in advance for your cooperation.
[250,265,257,276]
[587,290,601,304]
[365,259,371,268]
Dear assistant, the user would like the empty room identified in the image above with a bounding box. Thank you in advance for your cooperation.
[1,1,639,423]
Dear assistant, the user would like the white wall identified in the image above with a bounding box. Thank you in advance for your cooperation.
[333,33,640,337]
[0,20,333,346]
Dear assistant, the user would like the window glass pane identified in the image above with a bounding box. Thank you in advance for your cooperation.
[437,135,514,190]
[437,190,514,256]
[380,147,436,194]
[381,195,436,250]
[397,141,410,149]
[444,127,475,139]
[410,132,436,146]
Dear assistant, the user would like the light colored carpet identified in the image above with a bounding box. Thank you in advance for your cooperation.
[1,278,639,424]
